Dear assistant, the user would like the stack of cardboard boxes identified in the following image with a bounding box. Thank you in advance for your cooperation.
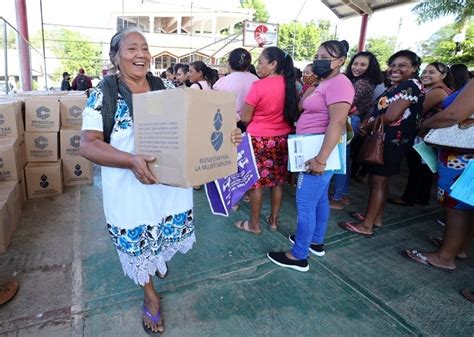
[0,99,27,252]
[0,92,93,252]
[24,95,63,199]
[24,94,92,200]
[59,96,93,187]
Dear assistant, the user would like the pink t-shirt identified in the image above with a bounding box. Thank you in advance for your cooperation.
[213,71,259,119]
[296,74,354,134]
[245,76,292,137]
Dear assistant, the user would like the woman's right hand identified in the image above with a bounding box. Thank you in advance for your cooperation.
[129,155,157,185]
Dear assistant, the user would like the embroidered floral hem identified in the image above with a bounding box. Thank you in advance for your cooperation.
[116,234,195,286]
[107,209,195,285]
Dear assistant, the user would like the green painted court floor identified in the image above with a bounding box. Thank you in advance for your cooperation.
[0,167,473,336]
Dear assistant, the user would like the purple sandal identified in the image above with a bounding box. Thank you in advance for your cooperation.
[143,305,164,335]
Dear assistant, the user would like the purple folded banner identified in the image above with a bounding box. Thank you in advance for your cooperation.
[205,133,259,216]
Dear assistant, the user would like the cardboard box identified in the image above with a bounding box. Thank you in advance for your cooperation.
[25,96,60,132]
[60,96,86,129]
[0,100,25,139]
[0,137,23,181]
[25,161,63,199]
[60,128,81,159]
[62,157,93,186]
[19,134,27,168]
[25,131,59,162]
[18,170,26,205]
[133,88,237,187]
[0,181,21,253]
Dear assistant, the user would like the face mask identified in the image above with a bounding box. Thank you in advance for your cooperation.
[312,60,333,78]
[302,74,318,86]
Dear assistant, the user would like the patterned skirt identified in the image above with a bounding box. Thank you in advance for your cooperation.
[107,209,195,286]
[437,150,474,210]
[251,135,290,189]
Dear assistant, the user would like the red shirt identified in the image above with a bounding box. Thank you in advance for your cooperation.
[245,76,292,137]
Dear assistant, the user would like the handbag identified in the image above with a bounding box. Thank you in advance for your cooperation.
[357,114,385,165]
[423,114,474,150]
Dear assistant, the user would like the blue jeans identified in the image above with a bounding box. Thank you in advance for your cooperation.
[332,115,362,200]
[291,172,334,260]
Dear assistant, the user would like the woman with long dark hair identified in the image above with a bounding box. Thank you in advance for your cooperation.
[330,51,383,209]
[341,50,424,236]
[188,61,217,90]
[267,40,354,271]
[235,46,297,234]
[389,61,452,207]
[175,63,191,87]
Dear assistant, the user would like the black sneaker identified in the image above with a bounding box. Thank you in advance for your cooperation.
[267,251,309,272]
[288,235,325,257]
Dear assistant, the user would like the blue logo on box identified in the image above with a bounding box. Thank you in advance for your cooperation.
[210,110,223,151]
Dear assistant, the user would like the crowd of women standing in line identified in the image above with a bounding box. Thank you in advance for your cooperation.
[79,26,473,334]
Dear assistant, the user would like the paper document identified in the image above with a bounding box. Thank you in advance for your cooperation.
[450,160,474,206]
[287,134,342,172]
[413,141,438,173]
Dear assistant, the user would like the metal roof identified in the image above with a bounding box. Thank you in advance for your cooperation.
[320,0,419,19]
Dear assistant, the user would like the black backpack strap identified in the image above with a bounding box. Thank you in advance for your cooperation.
[99,74,166,144]
[195,82,203,90]
[99,75,119,144]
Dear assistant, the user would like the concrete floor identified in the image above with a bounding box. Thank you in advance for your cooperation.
[0,167,473,337]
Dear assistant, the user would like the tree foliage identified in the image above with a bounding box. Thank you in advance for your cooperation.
[418,21,474,67]
[240,0,270,22]
[347,36,396,69]
[412,0,474,31]
[278,20,331,61]
[0,28,18,49]
[32,29,104,78]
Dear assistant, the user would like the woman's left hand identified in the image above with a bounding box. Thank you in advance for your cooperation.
[231,128,243,146]
[305,157,326,175]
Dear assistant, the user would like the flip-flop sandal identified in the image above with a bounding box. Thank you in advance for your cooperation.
[348,212,382,228]
[338,222,373,238]
[0,279,19,305]
[234,220,262,235]
[427,237,468,260]
[400,250,455,272]
[461,289,474,303]
[349,211,365,222]
[267,216,279,231]
[143,305,164,335]
[155,262,168,279]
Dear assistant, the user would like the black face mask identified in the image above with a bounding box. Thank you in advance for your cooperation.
[312,60,333,78]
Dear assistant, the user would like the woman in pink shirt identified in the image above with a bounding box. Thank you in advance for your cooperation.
[213,48,259,130]
[234,46,297,235]
[267,40,354,271]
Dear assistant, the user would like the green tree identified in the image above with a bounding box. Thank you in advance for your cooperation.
[240,0,270,22]
[348,36,396,69]
[278,20,331,61]
[32,29,104,78]
[0,29,18,49]
[418,21,474,66]
[412,0,474,34]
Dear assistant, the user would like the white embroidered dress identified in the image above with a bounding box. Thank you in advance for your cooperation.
[82,85,195,286]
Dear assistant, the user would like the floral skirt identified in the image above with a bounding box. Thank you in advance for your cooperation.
[251,135,290,189]
[437,150,474,210]
[108,209,195,285]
